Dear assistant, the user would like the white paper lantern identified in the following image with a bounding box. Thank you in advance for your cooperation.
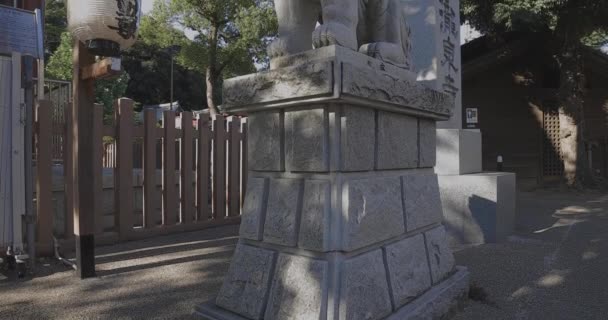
[67,0,142,57]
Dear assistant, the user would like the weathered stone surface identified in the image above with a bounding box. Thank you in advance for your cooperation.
[343,177,405,251]
[239,178,268,241]
[340,250,393,320]
[285,108,329,172]
[419,119,436,168]
[248,112,283,171]
[342,62,452,117]
[386,267,470,320]
[424,226,455,284]
[403,0,462,128]
[264,179,303,246]
[384,235,432,308]
[222,61,334,108]
[377,111,418,169]
[216,244,276,320]
[298,180,331,252]
[265,254,328,320]
[402,174,444,231]
[340,106,375,171]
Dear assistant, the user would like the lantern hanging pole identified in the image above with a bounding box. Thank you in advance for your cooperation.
[71,40,98,279]
[80,57,122,81]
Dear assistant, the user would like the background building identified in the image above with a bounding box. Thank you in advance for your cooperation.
[462,33,608,188]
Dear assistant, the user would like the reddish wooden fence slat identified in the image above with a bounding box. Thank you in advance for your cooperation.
[93,104,104,235]
[197,116,211,221]
[143,109,158,228]
[214,115,227,219]
[34,99,248,252]
[116,99,134,240]
[163,111,177,226]
[229,117,241,217]
[181,112,195,224]
[36,101,53,255]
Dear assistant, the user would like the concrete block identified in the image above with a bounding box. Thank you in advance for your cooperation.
[435,129,482,175]
[285,108,329,172]
[439,172,516,246]
[340,250,393,320]
[248,111,283,171]
[265,254,328,320]
[384,234,432,308]
[340,106,375,172]
[377,111,418,169]
[402,174,444,231]
[424,226,455,284]
[263,179,303,247]
[298,180,331,252]
[239,178,268,241]
[342,177,405,251]
[216,244,276,320]
[419,119,437,168]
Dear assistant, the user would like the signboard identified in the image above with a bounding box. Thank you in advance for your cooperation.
[465,107,479,129]
[0,5,43,58]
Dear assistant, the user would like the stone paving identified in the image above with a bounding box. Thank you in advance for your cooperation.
[1,190,608,319]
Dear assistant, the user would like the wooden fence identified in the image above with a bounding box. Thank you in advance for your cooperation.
[34,98,247,253]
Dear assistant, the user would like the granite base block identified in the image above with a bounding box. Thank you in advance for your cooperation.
[385,266,470,320]
[435,129,482,176]
[194,267,470,320]
[439,172,516,246]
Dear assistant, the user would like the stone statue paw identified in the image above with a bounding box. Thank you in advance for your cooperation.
[359,42,411,70]
[312,22,357,50]
[268,37,289,58]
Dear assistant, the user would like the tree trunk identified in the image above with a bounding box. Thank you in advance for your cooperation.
[557,45,589,188]
[206,25,220,116]
[206,66,218,116]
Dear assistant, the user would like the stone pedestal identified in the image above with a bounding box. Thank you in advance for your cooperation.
[402,0,516,245]
[195,46,469,320]
[439,173,516,246]
[436,128,482,175]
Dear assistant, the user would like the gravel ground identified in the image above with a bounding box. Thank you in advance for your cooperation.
[0,225,240,320]
[2,191,608,320]
[453,190,608,320]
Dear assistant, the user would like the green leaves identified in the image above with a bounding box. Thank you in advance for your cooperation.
[463,0,608,46]
[45,32,73,81]
[158,0,277,110]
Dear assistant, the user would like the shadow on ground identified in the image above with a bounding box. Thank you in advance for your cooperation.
[2,191,608,319]
[0,225,240,320]
[454,190,608,320]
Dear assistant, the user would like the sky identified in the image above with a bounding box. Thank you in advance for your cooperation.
[142,0,154,14]
[140,0,198,40]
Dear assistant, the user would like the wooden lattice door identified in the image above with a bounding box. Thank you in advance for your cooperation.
[542,100,564,180]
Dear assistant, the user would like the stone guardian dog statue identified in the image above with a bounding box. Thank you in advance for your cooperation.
[269,0,413,69]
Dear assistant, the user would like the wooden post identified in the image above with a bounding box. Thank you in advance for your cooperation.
[143,109,158,228]
[115,99,134,239]
[197,116,211,221]
[71,41,96,278]
[229,117,241,217]
[93,104,104,235]
[35,101,53,256]
[181,112,195,223]
[213,115,227,219]
[64,103,74,239]
[163,111,177,225]
[242,120,248,207]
